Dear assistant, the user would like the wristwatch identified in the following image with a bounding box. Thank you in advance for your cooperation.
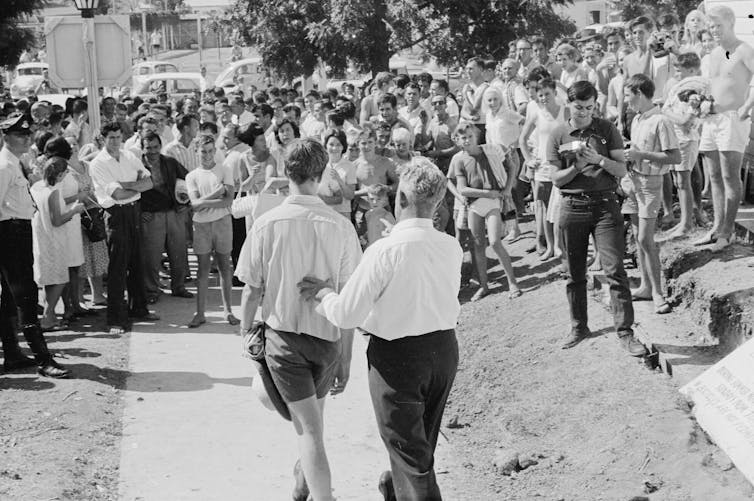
[599,157,607,168]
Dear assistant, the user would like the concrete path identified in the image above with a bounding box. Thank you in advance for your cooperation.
[117,284,463,500]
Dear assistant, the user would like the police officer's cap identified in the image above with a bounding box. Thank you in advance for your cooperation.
[0,113,33,135]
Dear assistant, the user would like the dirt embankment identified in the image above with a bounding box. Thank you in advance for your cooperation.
[443,247,754,500]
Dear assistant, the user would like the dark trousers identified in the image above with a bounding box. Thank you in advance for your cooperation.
[231,214,246,270]
[558,193,634,336]
[106,204,147,326]
[0,220,50,363]
[367,330,459,501]
[140,208,187,297]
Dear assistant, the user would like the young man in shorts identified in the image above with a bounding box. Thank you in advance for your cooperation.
[622,74,680,314]
[185,135,239,328]
[694,6,754,250]
[236,139,361,501]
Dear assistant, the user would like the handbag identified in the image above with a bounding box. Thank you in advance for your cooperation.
[243,322,292,421]
[231,190,255,218]
[81,207,107,242]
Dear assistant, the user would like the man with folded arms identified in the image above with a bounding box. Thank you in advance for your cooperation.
[90,122,159,335]
[299,158,463,500]
[236,138,361,501]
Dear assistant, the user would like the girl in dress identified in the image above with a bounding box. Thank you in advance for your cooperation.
[31,157,86,331]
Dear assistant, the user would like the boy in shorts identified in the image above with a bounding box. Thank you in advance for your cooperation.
[622,75,680,314]
[185,134,240,328]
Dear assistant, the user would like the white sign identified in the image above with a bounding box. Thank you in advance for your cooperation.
[45,15,131,89]
[680,337,754,486]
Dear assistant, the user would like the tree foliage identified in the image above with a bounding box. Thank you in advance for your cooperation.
[0,0,44,67]
[226,0,576,80]
[609,0,701,24]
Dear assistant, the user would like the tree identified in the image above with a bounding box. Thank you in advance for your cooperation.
[226,0,576,80]
[0,0,44,68]
[609,0,701,23]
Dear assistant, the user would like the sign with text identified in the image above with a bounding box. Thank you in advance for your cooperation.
[680,338,754,486]
[45,15,131,89]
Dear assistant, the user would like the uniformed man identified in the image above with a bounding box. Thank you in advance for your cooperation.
[0,113,70,378]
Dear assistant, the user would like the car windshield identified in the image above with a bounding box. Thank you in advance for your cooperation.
[174,79,199,92]
[155,64,176,73]
[18,67,44,76]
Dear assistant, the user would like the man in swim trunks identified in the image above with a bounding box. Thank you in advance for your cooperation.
[694,6,754,250]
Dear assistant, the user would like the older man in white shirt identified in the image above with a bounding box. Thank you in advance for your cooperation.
[236,138,362,501]
[299,158,463,501]
[90,122,158,335]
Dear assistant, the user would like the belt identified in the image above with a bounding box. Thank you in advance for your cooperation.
[562,189,616,200]
[0,218,32,223]
[111,201,139,208]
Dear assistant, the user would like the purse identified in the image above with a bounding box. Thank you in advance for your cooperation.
[81,207,107,242]
[231,190,255,218]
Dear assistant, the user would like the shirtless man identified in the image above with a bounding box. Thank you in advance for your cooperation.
[624,16,654,78]
[694,6,754,250]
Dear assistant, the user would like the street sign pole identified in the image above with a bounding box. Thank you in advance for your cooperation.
[82,17,101,133]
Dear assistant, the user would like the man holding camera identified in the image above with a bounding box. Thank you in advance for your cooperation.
[547,81,646,357]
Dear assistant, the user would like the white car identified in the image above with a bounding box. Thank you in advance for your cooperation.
[214,57,266,93]
[132,61,179,90]
[11,62,49,99]
[131,72,206,101]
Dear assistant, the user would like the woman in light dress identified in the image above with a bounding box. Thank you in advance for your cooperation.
[318,128,356,219]
[238,123,279,230]
[31,157,86,331]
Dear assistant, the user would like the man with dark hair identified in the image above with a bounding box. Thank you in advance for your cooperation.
[282,103,302,125]
[236,138,361,501]
[398,82,428,144]
[124,115,159,157]
[163,113,200,173]
[252,103,274,141]
[139,131,193,303]
[516,38,538,80]
[378,93,413,142]
[415,72,433,102]
[428,78,460,119]
[532,35,562,80]
[624,16,655,78]
[90,122,158,335]
[360,71,394,124]
[546,81,646,356]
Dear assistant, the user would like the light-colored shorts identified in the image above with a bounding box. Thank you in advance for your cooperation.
[621,171,663,219]
[699,111,751,153]
[673,141,700,172]
[193,215,232,255]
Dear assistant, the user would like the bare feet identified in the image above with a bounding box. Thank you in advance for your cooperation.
[710,235,733,252]
[631,288,652,301]
[226,313,240,326]
[188,314,206,328]
[470,287,489,302]
[692,231,716,246]
[666,224,694,240]
[508,288,522,299]
[539,248,555,261]
[504,225,521,243]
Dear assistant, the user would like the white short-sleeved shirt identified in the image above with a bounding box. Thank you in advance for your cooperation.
[318,158,357,214]
[630,106,679,176]
[185,163,234,223]
[235,195,362,342]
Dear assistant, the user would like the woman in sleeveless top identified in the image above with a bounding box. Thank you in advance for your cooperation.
[238,123,278,230]
[520,78,568,261]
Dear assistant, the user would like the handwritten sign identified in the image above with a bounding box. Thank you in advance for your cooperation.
[680,338,754,486]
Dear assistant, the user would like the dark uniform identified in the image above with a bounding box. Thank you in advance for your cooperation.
[0,113,69,378]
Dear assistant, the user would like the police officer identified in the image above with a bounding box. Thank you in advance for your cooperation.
[0,113,70,378]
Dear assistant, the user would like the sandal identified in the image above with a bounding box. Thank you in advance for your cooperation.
[508,289,523,299]
[470,287,489,302]
[188,315,206,328]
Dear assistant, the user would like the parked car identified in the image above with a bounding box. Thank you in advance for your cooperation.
[131,72,206,101]
[132,61,179,90]
[11,62,49,99]
[213,57,266,93]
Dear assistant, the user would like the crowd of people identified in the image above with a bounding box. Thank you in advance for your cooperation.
[1,4,753,499]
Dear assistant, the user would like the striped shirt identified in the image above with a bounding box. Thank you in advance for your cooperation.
[163,139,199,173]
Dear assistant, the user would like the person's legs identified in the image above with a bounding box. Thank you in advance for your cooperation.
[42,284,65,327]
[486,211,520,293]
[660,172,675,225]
[719,150,745,239]
[165,209,188,294]
[106,207,130,328]
[559,198,592,334]
[698,151,723,242]
[215,252,239,324]
[669,170,694,236]
[635,216,664,302]
[89,275,106,304]
[190,253,211,327]
[629,215,651,298]
[592,196,635,337]
[127,206,149,317]
[468,211,489,298]
[141,210,167,301]
[367,332,454,500]
[287,396,333,501]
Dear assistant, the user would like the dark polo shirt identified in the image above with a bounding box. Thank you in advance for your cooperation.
[546,117,624,194]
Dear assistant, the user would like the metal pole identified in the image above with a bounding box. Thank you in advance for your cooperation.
[197,17,203,67]
[82,16,101,133]
[141,11,148,58]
